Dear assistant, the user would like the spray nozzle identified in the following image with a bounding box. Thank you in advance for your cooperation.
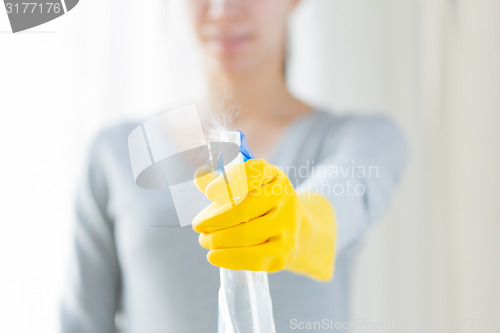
[215,130,253,175]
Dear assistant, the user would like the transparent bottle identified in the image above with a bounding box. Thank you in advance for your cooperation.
[216,131,276,333]
[218,269,276,333]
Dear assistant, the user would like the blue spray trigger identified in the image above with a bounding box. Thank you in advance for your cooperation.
[216,131,253,174]
[238,130,254,162]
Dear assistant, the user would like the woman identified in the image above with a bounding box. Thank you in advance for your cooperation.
[60,0,407,332]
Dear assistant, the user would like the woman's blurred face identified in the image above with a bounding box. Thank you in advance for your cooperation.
[187,0,297,73]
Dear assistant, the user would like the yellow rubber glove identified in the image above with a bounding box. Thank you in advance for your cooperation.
[192,158,337,282]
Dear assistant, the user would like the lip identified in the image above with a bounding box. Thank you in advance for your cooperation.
[206,34,253,52]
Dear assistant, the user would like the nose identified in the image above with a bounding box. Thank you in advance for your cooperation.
[207,0,241,21]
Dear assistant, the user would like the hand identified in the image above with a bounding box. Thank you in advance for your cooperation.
[192,159,337,282]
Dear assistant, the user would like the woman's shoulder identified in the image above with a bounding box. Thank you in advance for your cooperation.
[313,109,401,131]
[84,120,142,173]
[92,121,139,148]
[309,109,407,159]
[311,109,405,141]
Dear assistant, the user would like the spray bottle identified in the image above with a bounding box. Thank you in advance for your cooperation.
[216,130,276,333]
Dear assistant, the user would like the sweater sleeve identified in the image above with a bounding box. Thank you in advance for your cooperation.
[297,115,408,255]
[60,131,121,333]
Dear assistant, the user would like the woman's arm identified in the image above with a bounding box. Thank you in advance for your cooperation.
[297,115,408,255]
[60,132,121,333]
[191,114,407,281]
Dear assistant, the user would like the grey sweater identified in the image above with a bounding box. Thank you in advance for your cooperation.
[60,110,407,333]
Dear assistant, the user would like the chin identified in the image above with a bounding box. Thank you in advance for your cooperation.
[209,53,256,74]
